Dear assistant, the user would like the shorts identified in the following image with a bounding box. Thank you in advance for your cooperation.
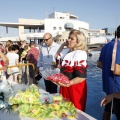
[7,67,19,75]
[105,98,120,115]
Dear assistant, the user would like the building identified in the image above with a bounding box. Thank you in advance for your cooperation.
[0,11,89,44]
[102,27,116,35]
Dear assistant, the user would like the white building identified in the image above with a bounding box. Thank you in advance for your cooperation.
[0,11,89,44]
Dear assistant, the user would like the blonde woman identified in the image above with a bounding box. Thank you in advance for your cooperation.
[55,29,88,111]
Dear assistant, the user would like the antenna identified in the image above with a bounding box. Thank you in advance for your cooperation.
[46,11,48,18]
[53,7,55,12]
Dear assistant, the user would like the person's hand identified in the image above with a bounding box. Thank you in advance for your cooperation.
[100,94,113,106]
[52,81,70,87]
[2,65,8,72]
[54,54,58,60]
[57,82,70,87]
[52,81,60,86]
[63,41,68,46]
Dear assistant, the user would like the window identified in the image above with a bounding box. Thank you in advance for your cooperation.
[59,27,62,30]
[53,27,56,30]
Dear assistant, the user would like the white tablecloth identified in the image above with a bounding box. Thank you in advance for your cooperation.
[0,82,96,120]
[0,109,96,120]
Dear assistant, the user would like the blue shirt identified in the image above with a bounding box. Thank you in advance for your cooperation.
[99,39,120,94]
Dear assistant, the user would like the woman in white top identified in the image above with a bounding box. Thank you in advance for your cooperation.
[55,29,88,111]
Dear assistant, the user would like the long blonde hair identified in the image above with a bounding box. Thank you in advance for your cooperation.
[69,29,87,51]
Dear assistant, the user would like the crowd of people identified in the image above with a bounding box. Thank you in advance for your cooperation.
[0,40,40,84]
[0,26,120,119]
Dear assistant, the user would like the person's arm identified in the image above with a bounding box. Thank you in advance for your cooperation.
[54,42,68,59]
[20,56,23,62]
[57,77,86,87]
[26,50,31,61]
[100,92,120,106]
[113,64,120,75]
[15,59,19,65]
[113,45,120,75]
[0,52,9,72]
[15,54,19,65]
[36,49,43,74]
[97,61,102,68]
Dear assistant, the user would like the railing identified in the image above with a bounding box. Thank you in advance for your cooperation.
[0,63,35,85]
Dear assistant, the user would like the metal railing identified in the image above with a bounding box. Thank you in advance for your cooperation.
[0,62,35,85]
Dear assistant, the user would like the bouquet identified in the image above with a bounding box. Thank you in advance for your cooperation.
[19,94,76,119]
[8,85,40,105]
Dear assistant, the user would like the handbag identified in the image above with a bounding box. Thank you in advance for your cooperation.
[35,73,42,81]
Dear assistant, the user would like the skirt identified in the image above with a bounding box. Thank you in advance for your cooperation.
[60,80,87,111]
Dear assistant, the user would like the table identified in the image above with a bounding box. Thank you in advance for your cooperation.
[0,109,96,120]
[0,82,97,120]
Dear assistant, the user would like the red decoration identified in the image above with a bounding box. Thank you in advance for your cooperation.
[61,59,88,73]
[0,60,4,66]
[46,73,70,84]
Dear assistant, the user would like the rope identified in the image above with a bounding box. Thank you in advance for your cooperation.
[110,37,118,119]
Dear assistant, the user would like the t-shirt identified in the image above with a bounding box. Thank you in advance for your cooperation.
[6,52,19,66]
[27,47,39,65]
[99,39,120,94]
[6,52,19,74]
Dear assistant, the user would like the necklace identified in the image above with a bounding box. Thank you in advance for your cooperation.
[47,47,52,58]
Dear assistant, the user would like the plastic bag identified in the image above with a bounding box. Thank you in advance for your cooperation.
[41,68,70,84]
[0,81,13,101]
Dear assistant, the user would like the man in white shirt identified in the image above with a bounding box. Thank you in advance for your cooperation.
[37,33,60,93]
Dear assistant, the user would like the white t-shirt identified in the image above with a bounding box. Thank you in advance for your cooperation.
[6,52,19,66]
[6,52,19,74]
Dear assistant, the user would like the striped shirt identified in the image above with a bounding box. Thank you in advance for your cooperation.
[27,47,39,65]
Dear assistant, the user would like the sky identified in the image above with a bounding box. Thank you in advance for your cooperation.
[0,0,120,37]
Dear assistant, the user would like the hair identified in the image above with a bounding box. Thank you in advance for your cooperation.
[17,41,22,46]
[30,41,35,47]
[69,29,87,51]
[24,45,28,50]
[115,25,120,38]
[12,45,19,51]
[6,40,13,47]
[8,46,13,51]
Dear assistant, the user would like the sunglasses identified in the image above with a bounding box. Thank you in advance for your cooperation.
[43,37,51,42]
